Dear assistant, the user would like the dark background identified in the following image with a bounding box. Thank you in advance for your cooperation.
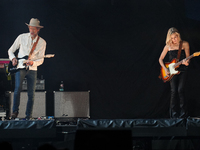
[1,0,200,119]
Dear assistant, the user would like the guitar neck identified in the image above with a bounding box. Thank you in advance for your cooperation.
[23,54,54,63]
[174,54,193,67]
[30,56,45,61]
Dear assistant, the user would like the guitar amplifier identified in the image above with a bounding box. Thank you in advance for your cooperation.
[10,91,46,118]
[22,79,45,91]
[54,91,90,118]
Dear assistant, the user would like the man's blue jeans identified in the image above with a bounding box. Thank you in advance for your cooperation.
[13,69,37,118]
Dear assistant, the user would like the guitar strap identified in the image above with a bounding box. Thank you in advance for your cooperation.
[23,36,40,70]
[28,36,40,59]
[176,40,183,62]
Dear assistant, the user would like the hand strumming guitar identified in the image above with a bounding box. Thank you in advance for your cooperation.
[164,67,170,77]
[12,58,18,66]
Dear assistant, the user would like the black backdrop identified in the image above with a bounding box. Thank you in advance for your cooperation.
[1,0,200,119]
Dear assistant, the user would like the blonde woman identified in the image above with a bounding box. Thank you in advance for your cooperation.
[159,27,190,118]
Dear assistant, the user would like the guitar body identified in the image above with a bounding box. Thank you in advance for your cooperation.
[160,58,180,82]
[7,54,55,74]
[8,56,29,74]
[159,51,200,82]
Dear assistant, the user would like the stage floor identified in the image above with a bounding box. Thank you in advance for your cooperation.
[77,117,200,137]
[0,117,200,150]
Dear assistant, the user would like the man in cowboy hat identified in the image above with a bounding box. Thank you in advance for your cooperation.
[8,18,46,120]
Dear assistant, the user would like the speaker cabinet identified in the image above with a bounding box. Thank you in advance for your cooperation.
[10,92,46,118]
[54,91,90,118]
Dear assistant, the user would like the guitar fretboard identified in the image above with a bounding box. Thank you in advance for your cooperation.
[174,54,193,68]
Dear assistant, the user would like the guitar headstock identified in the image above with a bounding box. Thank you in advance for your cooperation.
[193,52,200,57]
[44,54,55,58]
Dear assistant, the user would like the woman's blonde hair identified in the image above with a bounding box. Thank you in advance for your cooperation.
[165,27,181,45]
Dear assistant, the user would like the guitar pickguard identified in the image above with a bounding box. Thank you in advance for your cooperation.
[17,58,26,69]
[168,63,179,75]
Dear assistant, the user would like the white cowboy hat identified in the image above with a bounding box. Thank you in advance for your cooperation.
[25,18,44,28]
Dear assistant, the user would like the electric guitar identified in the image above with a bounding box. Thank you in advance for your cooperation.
[160,52,200,82]
[8,54,55,74]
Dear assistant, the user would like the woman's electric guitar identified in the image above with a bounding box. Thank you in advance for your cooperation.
[160,52,200,82]
[8,54,55,74]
